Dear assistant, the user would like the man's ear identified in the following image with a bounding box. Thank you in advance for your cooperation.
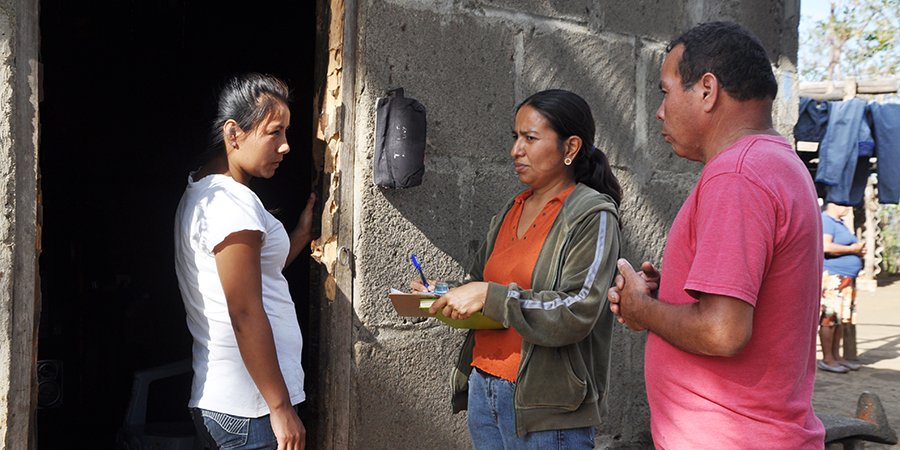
[564,135,582,162]
[700,72,719,112]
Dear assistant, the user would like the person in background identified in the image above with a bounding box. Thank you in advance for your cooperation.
[607,22,825,448]
[818,202,865,373]
[174,73,316,450]
[412,89,622,449]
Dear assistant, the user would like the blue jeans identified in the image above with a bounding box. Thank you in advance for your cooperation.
[467,368,596,450]
[871,103,900,204]
[191,407,295,450]
[816,98,868,205]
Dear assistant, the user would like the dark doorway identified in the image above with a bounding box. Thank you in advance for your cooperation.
[37,2,319,448]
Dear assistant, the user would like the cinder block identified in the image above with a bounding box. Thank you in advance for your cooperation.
[361,2,518,160]
[597,0,687,41]
[518,29,637,165]
[353,328,469,449]
[694,0,796,60]
[468,0,596,23]
[355,178,467,316]
[616,170,697,264]
[470,163,520,231]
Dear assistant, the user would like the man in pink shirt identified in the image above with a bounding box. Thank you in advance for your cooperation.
[607,22,825,449]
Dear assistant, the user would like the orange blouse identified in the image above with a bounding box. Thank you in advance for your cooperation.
[472,185,574,382]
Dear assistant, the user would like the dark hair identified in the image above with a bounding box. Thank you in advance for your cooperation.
[516,89,622,206]
[199,73,291,164]
[667,21,777,101]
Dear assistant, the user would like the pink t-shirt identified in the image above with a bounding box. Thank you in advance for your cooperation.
[645,135,825,449]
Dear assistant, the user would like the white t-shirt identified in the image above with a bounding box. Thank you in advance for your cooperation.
[174,173,305,417]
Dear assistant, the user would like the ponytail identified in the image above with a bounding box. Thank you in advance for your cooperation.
[572,145,622,206]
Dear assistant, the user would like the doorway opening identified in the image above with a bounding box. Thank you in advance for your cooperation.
[37,1,320,448]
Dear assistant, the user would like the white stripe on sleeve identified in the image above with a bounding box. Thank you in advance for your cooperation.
[519,211,608,310]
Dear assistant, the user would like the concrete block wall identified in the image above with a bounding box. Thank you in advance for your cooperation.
[343,1,798,448]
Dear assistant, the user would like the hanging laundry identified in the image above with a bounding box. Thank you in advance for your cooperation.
[794,97,830,142]
[870,103,900,204]
[858,107,875,157]
[816,98,868,205]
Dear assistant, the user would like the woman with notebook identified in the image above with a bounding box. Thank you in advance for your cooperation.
[411,89,622,449]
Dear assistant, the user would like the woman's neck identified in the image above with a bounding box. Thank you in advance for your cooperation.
[194,156,250,185]
[529,178,575,205]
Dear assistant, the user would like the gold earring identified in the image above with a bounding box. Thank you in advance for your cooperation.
[564,157,573,166]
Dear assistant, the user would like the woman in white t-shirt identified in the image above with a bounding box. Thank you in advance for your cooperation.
[174,73,315,450]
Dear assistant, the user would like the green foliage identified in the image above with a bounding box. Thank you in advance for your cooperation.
[799,0,900,81]
[880,204,900,274]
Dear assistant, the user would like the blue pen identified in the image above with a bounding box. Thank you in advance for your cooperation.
[410,253,430,289]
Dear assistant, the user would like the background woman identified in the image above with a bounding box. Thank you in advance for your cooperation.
[412,89,622,449]
[174,73,315,450]
[818,202,865,374]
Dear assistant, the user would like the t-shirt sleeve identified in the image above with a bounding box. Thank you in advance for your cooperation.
[821,215,835,237]
[198,185,266,255]
[684,173,777,307]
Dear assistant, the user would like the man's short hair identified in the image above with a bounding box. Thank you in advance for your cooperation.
[667,21,778,101]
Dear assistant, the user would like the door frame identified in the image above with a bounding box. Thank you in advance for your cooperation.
[312,0,358,448]
[0,0,41,449]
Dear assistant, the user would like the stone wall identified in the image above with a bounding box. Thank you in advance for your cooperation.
[336,1,799,447]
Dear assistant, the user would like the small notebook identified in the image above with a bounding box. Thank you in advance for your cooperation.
[387,289,505,329]
[388,290,436,317]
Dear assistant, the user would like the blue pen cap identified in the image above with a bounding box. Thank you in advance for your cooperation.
[410,253,429,289]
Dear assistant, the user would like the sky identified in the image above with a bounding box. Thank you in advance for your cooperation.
[797,0,900,81]
[798,1,831,54]
[801,0,832,23]
[797,1,829,78]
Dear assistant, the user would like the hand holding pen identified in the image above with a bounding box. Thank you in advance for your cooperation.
[407,253,488,319]
[409,253,435,292]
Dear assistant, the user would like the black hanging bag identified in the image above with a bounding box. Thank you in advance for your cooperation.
[373,88,426,189]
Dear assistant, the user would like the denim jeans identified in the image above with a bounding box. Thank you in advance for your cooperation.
[191,407,294,450]
[816,98,869,205]
[871,103,900,204]
[467,368,596,450]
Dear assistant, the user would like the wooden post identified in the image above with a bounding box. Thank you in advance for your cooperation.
[857,175,879,292]
[846,176,880,361]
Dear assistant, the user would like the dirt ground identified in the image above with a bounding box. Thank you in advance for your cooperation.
[813,275,900,449]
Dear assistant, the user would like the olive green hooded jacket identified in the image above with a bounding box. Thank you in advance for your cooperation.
[451,183,621,437]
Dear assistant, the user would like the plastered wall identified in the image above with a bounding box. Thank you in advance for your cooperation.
[330,1,799,448]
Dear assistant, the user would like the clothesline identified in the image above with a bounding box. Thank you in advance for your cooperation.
[799,78,899,101]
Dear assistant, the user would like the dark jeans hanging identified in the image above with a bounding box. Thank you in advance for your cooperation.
[816,99,868,205]
[870,103,900,204]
